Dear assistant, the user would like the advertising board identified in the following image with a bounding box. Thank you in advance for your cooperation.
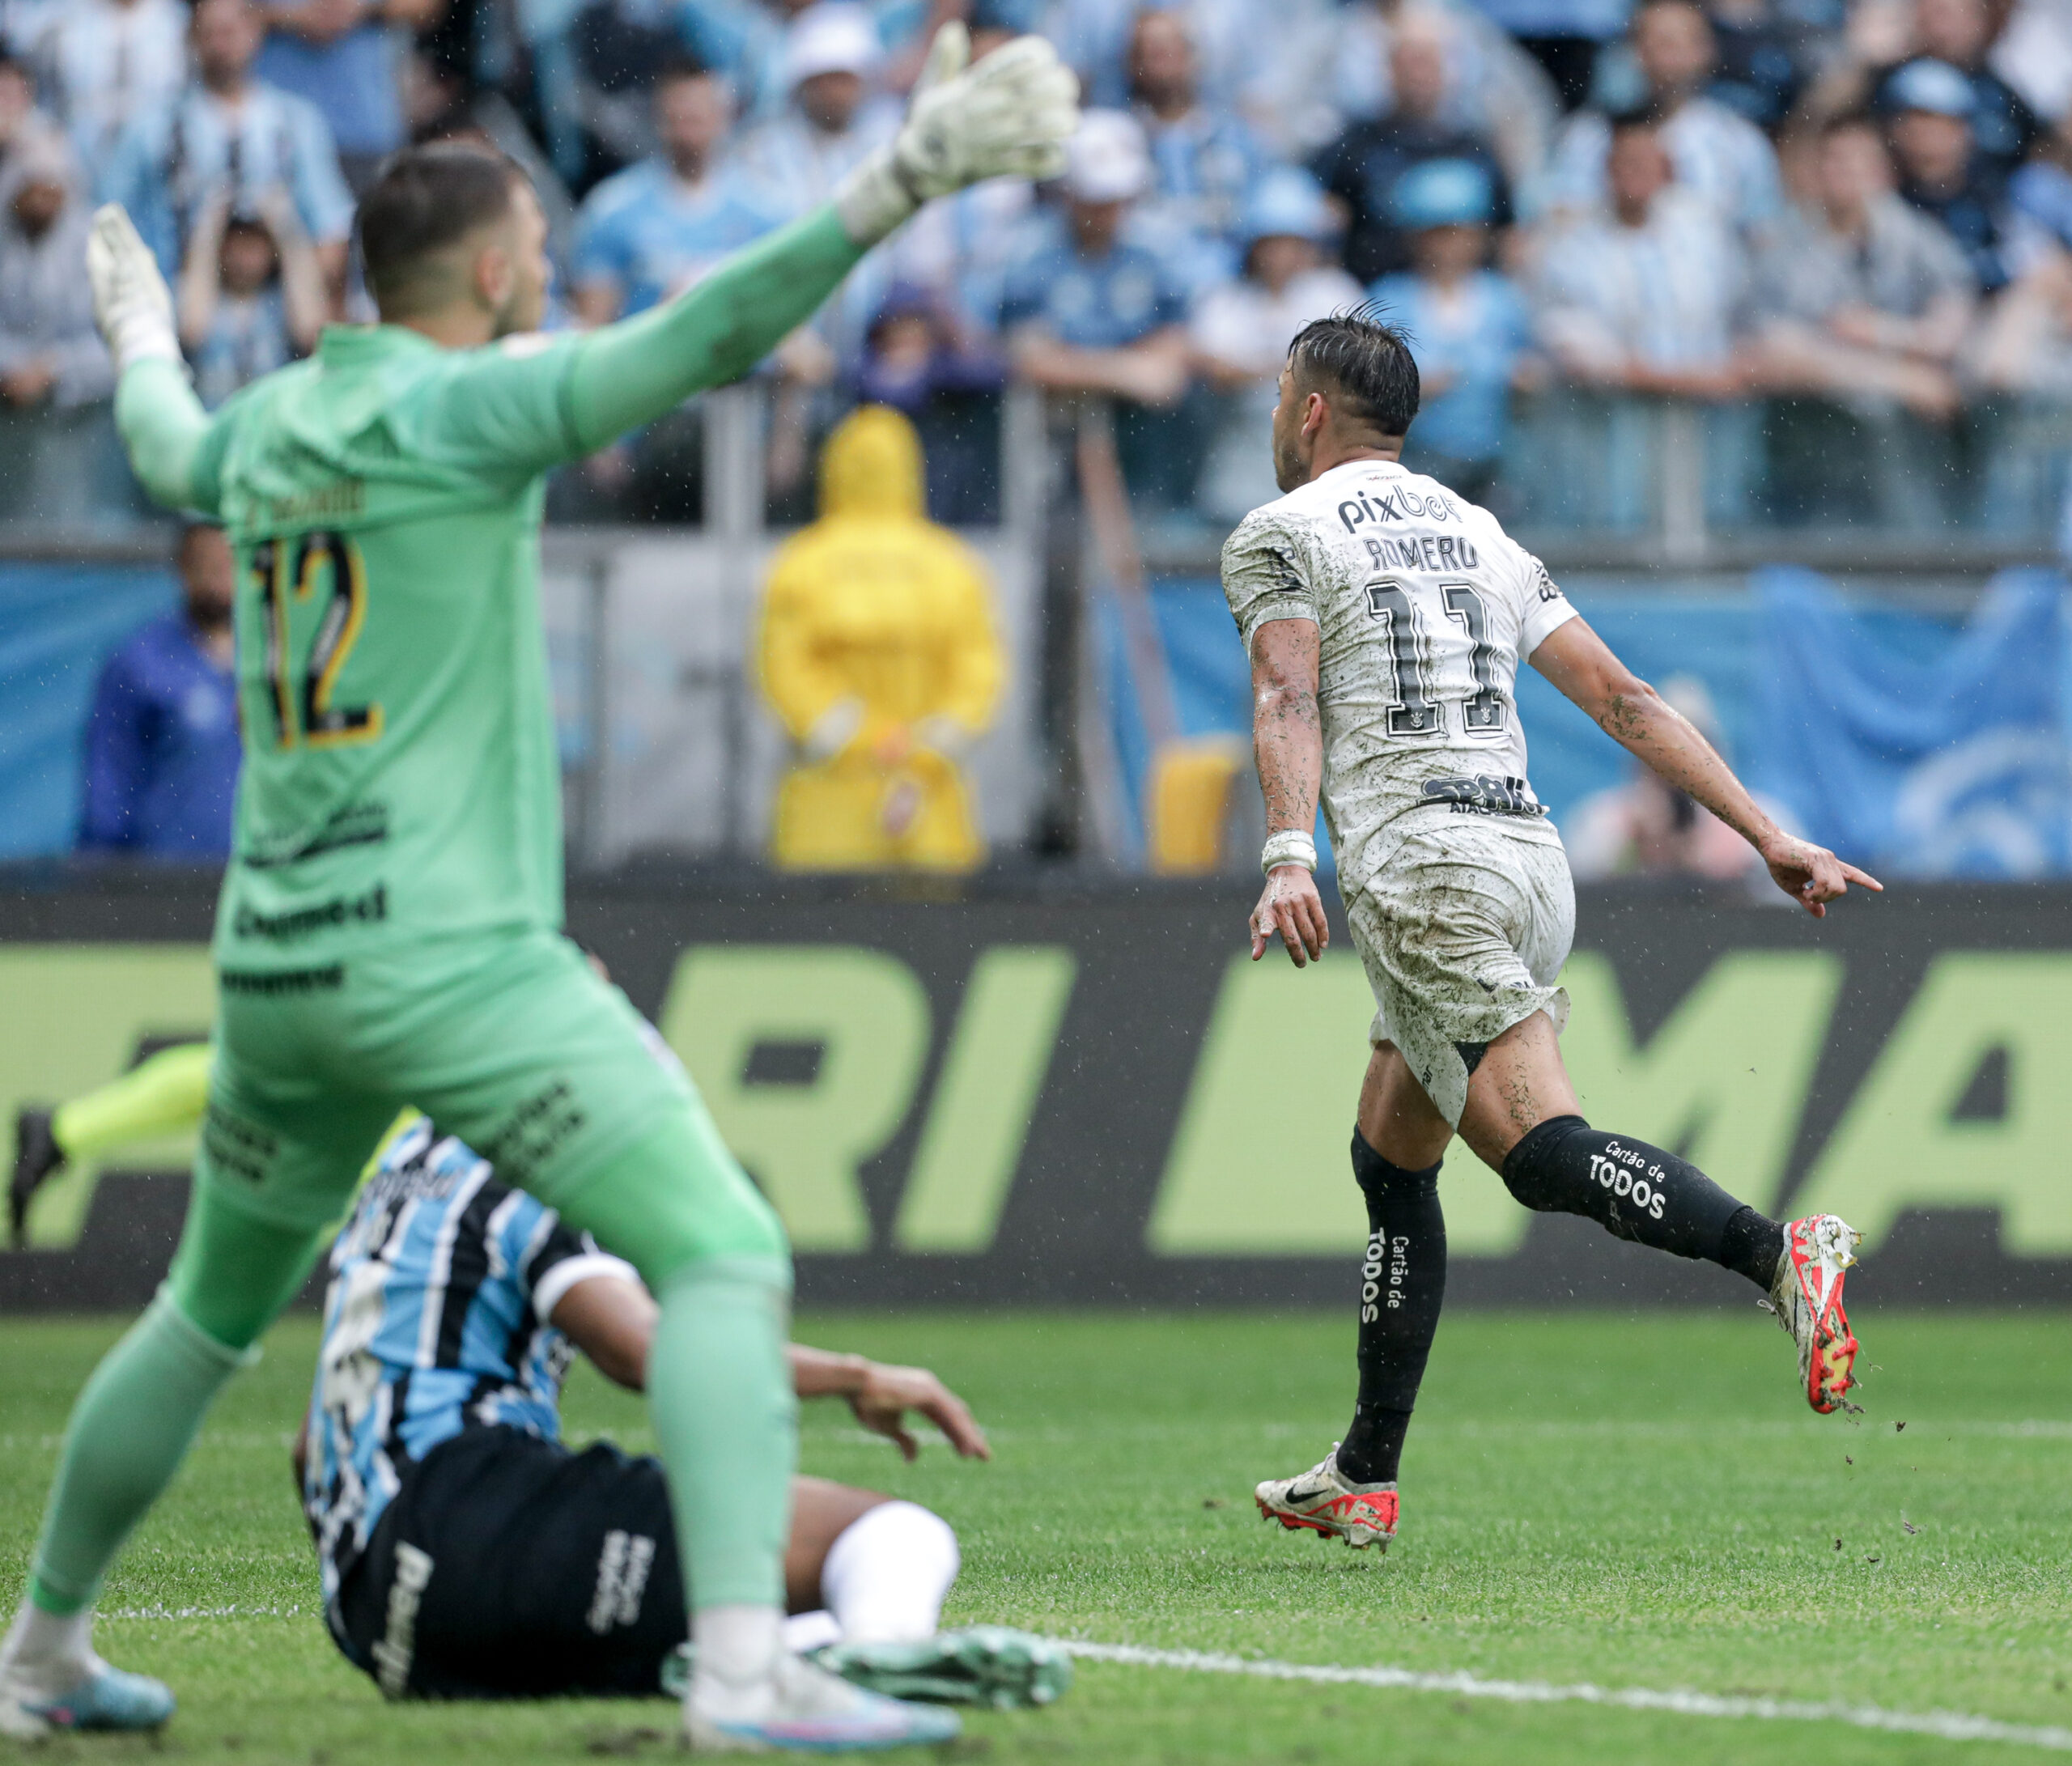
[2,876,2065,1309]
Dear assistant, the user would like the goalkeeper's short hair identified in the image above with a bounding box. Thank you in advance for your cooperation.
[355,142,530,317]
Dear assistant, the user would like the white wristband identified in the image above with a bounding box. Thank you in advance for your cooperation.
[834,147,920,246]
[106,312,183,376]
[1260,831,1317,877]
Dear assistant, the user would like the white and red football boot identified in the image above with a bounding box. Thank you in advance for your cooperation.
[1254,1447,1398,1550]
[1769,1213,1862,1414]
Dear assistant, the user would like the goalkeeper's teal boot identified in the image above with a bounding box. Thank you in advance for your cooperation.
[0,1663,175,1738]
[683,1649,959,1754]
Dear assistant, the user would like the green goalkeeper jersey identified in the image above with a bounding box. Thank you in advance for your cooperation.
[199,324,572,954]
[113,208,867,968]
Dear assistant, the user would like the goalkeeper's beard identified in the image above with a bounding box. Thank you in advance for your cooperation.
[491,278,546,341]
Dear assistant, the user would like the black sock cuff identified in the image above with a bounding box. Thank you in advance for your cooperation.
[1351,1129,1441,1199]
[1718,1204,1785,1291]
[1501,1113,1590,1187]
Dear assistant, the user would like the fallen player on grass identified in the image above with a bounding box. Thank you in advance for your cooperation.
[295,1113,1069,1711]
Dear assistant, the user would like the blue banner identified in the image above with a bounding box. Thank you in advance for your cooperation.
[1112,569,2072,879]
[0,562,176,860]
[1747,567,2072,878]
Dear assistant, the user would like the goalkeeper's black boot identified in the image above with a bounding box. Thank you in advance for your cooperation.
[11,1108,62,1246]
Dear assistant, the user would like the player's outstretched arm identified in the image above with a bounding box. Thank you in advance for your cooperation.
[563,24,1075,454]
[547,1274,992,1460]
[789,1346,991,1462]
[1529,615,1883,917]
[1246,617,1331,966]
[88,205,218,512]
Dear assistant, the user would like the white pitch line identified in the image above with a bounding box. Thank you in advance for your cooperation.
[104,1605,304,1621]
[1062,1642,2072,1754]
[83,1611,2072,1753]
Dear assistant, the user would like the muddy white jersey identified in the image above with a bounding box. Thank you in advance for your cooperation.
[1221,457,1578,885]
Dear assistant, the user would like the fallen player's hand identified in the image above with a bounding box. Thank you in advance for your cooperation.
[1250,865,1329,966]
[1760,832,1882,919]
[849,1361,991,1462]
[835,23,1079,244]
[87,204,180,375]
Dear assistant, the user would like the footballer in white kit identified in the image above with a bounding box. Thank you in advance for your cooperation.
[1223,459,1578,1129]
[1232,312,1883,1555]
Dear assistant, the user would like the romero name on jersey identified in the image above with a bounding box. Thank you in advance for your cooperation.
[1220,457,1578,889]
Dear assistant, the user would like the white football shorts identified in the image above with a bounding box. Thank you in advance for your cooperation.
[1344,816,1575,1127]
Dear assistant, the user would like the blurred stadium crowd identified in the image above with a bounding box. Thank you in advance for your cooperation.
[6,0,2072,530]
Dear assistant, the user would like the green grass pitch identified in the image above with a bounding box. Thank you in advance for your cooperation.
[1,1308,2070,1764]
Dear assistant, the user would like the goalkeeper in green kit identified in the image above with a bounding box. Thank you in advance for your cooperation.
[0,31,1076,1755]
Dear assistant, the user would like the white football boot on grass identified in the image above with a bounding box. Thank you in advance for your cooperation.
[1767,1212,1863,1414]
[685,1647,962,1753]
[1254,1446,1399,1550]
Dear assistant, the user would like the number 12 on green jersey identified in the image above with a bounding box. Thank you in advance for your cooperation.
[247,530,384,748]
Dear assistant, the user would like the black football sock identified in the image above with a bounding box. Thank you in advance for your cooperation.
[1336,1132,1446,1488]
[1717,1204,1785,1290]
[1500,1114,1783,1290]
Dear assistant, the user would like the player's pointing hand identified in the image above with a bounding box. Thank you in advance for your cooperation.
[834,22,1079,244]
[849,1362,991,1462]
[1760,832,1883,919]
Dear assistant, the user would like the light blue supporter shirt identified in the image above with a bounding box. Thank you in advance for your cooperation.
[995,214,1191,348]
[1370,267,1530,465]
[190,286,296,410]
[571,155,781,317]
[254,13,405,159]
[1533,187,1747,374]
[299,1116,639,1607]
[673,0,927,121]
[1540,98,1783,240]
[100,82,358,274]
[1138,104,1265,248]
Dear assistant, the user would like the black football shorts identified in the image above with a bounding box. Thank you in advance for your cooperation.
[330,1424,686,1699]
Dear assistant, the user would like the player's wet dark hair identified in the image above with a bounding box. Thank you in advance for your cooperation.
[355,142,529,315]
[1286,306,1420,439]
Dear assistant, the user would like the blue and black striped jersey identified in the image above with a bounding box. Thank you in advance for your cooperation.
[299,1114,636,1603]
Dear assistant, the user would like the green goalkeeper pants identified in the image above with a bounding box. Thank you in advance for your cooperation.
[29,930,793,1624]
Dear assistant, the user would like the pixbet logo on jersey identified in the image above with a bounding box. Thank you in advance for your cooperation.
[1335,483,1463,533]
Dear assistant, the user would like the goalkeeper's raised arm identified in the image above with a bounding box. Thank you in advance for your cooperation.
[89,23,1077,510]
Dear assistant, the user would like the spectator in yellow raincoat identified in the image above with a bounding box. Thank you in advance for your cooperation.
[757,404,1004,870]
